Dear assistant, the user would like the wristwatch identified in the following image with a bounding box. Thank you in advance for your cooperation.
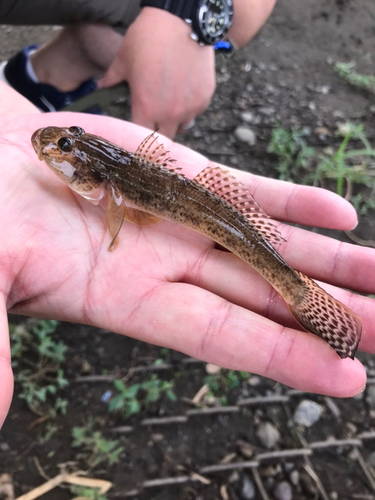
[140,0,234,46]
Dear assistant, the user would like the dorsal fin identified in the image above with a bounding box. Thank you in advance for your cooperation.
[193,166,285,245]
[135,131,184,174]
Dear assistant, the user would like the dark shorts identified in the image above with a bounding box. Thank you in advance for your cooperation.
[0,0,140,29]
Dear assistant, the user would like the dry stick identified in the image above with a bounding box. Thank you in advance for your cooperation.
[15,474,112,500]
[345,231,375,248]
[353,448,375,493]
[33,457,50,482]
[251,468,271,500]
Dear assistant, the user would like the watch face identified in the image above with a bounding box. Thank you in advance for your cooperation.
[196,0,234,45]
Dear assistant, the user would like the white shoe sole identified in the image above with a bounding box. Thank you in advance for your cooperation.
[0,59,45,112]
[0,60,10,85]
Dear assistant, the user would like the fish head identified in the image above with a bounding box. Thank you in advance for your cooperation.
[31,126,106,204]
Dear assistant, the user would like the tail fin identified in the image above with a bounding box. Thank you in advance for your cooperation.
[289,271,362,359]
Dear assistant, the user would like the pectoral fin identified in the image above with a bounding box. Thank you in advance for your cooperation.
[124,207,162,227]
[106,187,126,252]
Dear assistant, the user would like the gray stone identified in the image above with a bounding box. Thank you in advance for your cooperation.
[368,451,375,467]
[290,470,299,486]
[234,126,256,146]
[240,474,256,500]
[256,422,280,449]
[274,481,293,500]
[293,399,323,427]
[240,111,255,124]
[258,106,276,116]
[366,385,375,409]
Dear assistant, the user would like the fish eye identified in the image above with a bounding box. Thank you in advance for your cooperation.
[68,126,84,137]
[57,137,74,152]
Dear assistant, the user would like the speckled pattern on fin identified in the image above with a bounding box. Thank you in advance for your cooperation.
[194,166,285,245]
[124,207,162,227]
[134,132,183,174]
[290,270,362,359]
[106,186,126,252]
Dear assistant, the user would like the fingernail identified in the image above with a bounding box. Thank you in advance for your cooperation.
[355,384,366,396]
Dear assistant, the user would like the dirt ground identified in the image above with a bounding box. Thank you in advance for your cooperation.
[1,0,375,499]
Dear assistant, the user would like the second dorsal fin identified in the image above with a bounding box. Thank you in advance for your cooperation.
[135,131,183,174]
[193,166,285,245]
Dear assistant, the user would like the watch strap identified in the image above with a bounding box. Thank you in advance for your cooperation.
[140,0,195,20]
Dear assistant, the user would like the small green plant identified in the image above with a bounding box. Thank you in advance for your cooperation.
[309,122,375,197]
[204,369,250,403]
[70,486,108,500]
[10,320,68,416]
[268,123,375,214]
[72,420,124,468]
[38,422,59,445]
[335,61,375,94]
[109,374,176,419]
[267,125,315,181]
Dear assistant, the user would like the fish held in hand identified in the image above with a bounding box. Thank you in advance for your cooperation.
[31,126,362,359]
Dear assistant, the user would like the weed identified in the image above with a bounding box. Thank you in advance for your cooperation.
[204,369,250,402]
[72,419,124,468]
[309,122,375,197]
[38,422,59,445]
[267,125,315,182]
[70,485,108,500]
[268,123,375,212]
[10,319,69,416]
[335,62,375,94]
[109,374,176,419]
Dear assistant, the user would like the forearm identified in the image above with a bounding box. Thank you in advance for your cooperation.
[229,0,277,48]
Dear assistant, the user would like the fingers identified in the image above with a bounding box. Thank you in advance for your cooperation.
[225,168,358,230]
[0,300,13,428]
[102,280,366,397]
[280,225,375,293]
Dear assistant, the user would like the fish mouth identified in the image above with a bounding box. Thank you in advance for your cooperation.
[31,128,44,160]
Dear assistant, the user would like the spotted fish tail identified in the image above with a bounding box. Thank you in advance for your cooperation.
[289,270,362,359]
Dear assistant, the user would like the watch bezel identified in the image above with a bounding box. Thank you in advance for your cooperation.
[192,0,234,45]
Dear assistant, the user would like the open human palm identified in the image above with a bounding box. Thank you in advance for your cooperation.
[1,84,375,427]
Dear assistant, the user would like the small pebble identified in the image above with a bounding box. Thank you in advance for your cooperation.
[290,470,299,486]
[0,442,10,451]
[368,451,375,467]
[205,363,222,374]
[366,386,375,409]
[258,106,276,116]
[274,481,292,500]
[240,474,256,500]
[234,126,256,146]
[256,422,280,449]
[294,400,323,427]
[240,111,255,124]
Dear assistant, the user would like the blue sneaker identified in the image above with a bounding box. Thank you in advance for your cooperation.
[0,44,99,113]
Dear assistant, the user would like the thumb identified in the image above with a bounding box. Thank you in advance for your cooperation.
[98,62,125,89]
[0,300,13,429]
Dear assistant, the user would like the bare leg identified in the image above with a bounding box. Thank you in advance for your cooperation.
[30,24,123,92]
